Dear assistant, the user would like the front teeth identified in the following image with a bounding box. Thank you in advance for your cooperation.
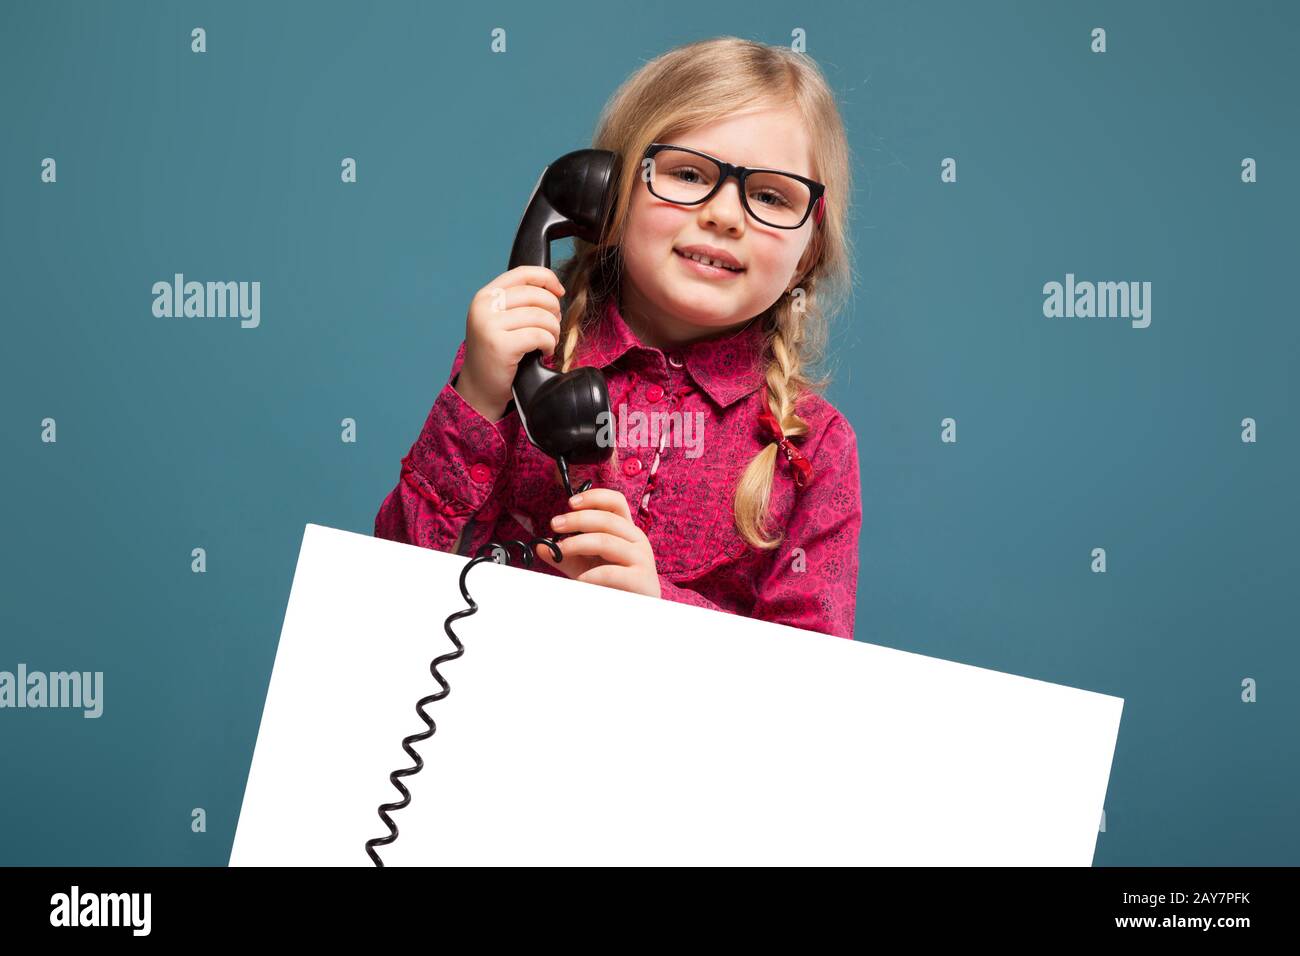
[680,250,741,272]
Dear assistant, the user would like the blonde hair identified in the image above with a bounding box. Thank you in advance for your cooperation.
[553,36,854,549]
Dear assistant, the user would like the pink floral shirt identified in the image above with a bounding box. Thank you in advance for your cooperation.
[374,298,862,639]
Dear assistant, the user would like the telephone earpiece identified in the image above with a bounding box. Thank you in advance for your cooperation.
[508,149,620,494]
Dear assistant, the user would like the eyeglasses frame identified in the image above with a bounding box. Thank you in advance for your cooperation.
[641,142,827,230]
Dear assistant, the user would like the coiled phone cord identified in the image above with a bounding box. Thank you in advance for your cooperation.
[365,464,593,867]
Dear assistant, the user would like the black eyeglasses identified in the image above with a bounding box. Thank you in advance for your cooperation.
[641,142,826,230]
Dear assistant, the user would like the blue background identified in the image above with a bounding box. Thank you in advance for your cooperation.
[1,0,1295,865]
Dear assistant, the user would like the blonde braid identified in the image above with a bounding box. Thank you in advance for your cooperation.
[555,288,587,374]
[731,317,812,549]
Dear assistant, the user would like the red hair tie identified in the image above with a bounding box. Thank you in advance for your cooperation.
[756,392,814,489]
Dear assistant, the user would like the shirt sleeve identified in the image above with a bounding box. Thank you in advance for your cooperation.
[374,340,520,555]
[749,413,862,639]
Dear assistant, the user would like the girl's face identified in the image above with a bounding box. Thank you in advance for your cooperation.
[619,104,819,348]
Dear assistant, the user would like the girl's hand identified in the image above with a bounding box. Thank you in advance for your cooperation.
[537,489,662,599]
[454,266,566,422]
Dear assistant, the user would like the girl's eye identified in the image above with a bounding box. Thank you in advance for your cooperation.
[669,166,707,185]
[751,187,794,209]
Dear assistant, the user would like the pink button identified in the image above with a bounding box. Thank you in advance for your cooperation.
[622,457,643,477]
[667,353,684,368]
[645,384,664,403]
[469,463,491,483]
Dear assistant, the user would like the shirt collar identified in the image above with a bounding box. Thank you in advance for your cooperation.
[576,298,769,408]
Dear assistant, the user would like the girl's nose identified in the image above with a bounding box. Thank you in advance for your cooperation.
[698,179,746,231]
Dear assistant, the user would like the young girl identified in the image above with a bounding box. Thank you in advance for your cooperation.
[375,37,862,640]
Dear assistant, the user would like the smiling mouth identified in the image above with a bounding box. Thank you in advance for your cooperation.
[673,249,745,273]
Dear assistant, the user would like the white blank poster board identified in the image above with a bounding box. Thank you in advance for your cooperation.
[230,524,1124,866]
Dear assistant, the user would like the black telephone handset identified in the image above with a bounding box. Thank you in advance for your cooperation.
[507,149,620,496]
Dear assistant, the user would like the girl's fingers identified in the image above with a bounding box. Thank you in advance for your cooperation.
[576,564,634,589]
[493,265,566,299]
[550,507,638,541]
[499,308,562,343]
[505,325,559,358]
[565,488,634,522]
[534,544,582,573]
[546,532,638,567]
[490,286,565,322]
[535,540,599,580]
